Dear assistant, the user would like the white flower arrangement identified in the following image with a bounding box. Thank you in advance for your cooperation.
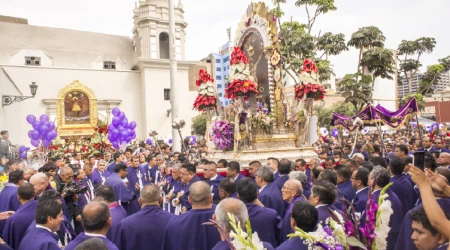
[373,190,394,250]
[198,80,216,97]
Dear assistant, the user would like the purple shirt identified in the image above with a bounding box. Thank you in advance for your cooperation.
[65,232,118,250]
[280,196,305,243]
[18,226,61,250]
[2,200,38,249]
[246,203,282,247]
[106,202,127,241]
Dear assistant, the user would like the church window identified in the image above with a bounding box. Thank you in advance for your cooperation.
[216,76,222,80]
[159,32,170,59]
[217,84,222,89]
[25,56,41,66]
[164,89,171,101]
[223,56,230,63]
[103,61,116,69]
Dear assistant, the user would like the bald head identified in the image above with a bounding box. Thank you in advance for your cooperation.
[215,198,248,233]
[60,167,74,183]
[188,181,212,206]
[439,152,450,167]
[30,173,49,195]
[60,166,73,176]
[81,201,111,233]
[285,179,303,195]
[140,184,160,204]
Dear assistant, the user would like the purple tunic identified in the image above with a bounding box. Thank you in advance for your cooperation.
[18,226,61,250]
[27,215,76,247]
[280,196,305,243]
[104,173,137,214]
[390,175,415,213]
[246,203,282,247]
[2,200,38,249]
[125,167,146,215]
[91,168,111,186]
[316,204,340,226]
[65,232,118,250]
[212,240,274,250]
[274,175,289,192]
[235,173,246,183]
[180,175,201,211]
[276,237,308,250]
[337,180,356,202]
[106,202,127,241]
[0,184,20,237]
[259,182,286,218]
[210,174,224,203]
[394,198,450,250]
[113,205,174,250]
[351,187,369,216]
[274,172,280,180]
[161,208,220,250]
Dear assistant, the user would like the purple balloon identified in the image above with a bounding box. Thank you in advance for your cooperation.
[110,129,119,136]
[112,142,119,149]
[25,147,30,151]
[26,115,36,124]
[31,139,40,147]
[28,130,33,139]
[19,146,26,153]
[39,125,50,134]
[20,152,27,159]
[131,134,136,140]
[46,130,57,141]
[120,131,128,138]
[112,108,120,117]
[129,121,137,130]
[42,140,50,147]
[118,112,125,120]
[168,139,173,144]
[108,124,116,130]
[121,118,129,128]
[32,121,42,130]
[39,114,49,123]
[112,117,121,127]
[48,122,55,130]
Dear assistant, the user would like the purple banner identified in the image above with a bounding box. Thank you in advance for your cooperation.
[331,98,419,131]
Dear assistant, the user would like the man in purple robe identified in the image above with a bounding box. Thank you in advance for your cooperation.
[335,165,356,202]
[165,164,183,214]
[175,163,200,212]
[3,183,37,249]
[226,161,245,183]
[0,238,12,250]
[104,164,139,215]
[65,201,118,250]
[18,199,64,250]
[106,152,124,174]
[162,181,220,250]
[237,178,281,247]
[280,179,305,243]
[93,185,127,240]
[276,201,317,250]
[203,162,224,203]
[124,156,147,215]
[361,167,404,250]
[388,157,415,213]
[274,159,291,192]
[395,167,450,250]
[91,160,111,186]
[350,168,370,220]
[267,158,280,180]
[309,180,341,226]
[82,164,95,200]
[113,183,174,250]
[256,166,286,218]
[0,170,23,237]
[211,198,274,250]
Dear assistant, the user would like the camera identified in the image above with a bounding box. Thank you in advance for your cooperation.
[60,181,88,196]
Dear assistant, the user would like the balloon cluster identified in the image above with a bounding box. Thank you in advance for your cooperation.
[146,138,153,146]
[19,146,30,159]
[331,128,339,138]
[108,108,137,149]
[185,135,197,145]
[26,114,58,147]
[429,123,444,133]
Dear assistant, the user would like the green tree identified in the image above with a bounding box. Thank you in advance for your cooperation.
[419,64,445,95]
[191,114,208,136]
[337,73,373,112]
[399,93,425,112]
[347,26,386,76]
[398,37,437,93]
[360,47,396,87]
[315,101,354,128]
[316,32,348,60]
[438,56,450,71]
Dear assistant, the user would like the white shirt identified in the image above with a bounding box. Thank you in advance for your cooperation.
[315,204,327,208]
[85,232,106,238]
[36,224,52,232]
[355,186,369,195]
[259,184,268,193]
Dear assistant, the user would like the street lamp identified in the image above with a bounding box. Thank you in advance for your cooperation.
[2,82,38,107]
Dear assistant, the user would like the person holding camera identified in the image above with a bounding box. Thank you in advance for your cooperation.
[53,166,83,227]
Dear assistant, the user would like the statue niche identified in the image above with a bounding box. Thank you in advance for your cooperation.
[240,29,270,109]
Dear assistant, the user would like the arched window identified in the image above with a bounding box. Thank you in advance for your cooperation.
[159,32,170,59]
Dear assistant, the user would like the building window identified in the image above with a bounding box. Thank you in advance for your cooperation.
[219,93,223,97]
[216,67,221,71]
[25,56,41,66]
[159,32,170,59]
[216,76,222,80]
[223,56,230,63]
[164,89,170,100]
[103,61,116,69]
[225,101,229,105]
[224,67,226,71]
[217,84,222,89]
[216,59,221,63]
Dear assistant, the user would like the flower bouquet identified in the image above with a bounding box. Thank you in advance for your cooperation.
[225,47,258,100]
[211,120,234,151]
[294,59,326,101]
[193,69,217,111]
[251,111,274,134]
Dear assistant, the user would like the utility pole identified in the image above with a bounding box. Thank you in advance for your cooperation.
[169,0,180,151]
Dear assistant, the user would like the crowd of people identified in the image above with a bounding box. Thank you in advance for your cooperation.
[0,127,449,249]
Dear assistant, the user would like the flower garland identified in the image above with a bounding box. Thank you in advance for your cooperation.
[373,183,394,250]
[211,120,234,150]
[224,47,258,100]
[294,59,326,101]
[193,69,217,111]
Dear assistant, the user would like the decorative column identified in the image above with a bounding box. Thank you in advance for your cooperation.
[169,0,181,152]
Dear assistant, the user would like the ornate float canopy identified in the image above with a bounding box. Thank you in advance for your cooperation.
[56,80,98,138]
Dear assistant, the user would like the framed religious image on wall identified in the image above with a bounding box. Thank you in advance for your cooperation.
[56,80,98,137]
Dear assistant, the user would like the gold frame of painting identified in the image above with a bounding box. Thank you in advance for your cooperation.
[56,80,98,138]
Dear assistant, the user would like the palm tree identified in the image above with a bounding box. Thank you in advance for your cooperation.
[360,47,396,87]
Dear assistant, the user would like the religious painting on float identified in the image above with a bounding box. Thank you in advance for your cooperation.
[56,80,98,137]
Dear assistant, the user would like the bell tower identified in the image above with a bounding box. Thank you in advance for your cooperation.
[133,0,187,60]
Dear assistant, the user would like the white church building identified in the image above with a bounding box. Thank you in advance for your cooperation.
[0,0,205,145]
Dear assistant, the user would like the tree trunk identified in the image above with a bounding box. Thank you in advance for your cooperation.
[408,73,413,93]
[356,48,363,82]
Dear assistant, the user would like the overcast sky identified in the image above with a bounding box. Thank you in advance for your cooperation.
[1,0,449,77]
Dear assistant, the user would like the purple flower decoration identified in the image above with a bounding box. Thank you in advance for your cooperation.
[212,121,234,150]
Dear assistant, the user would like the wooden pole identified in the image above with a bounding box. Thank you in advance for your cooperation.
[416,114,423,148]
